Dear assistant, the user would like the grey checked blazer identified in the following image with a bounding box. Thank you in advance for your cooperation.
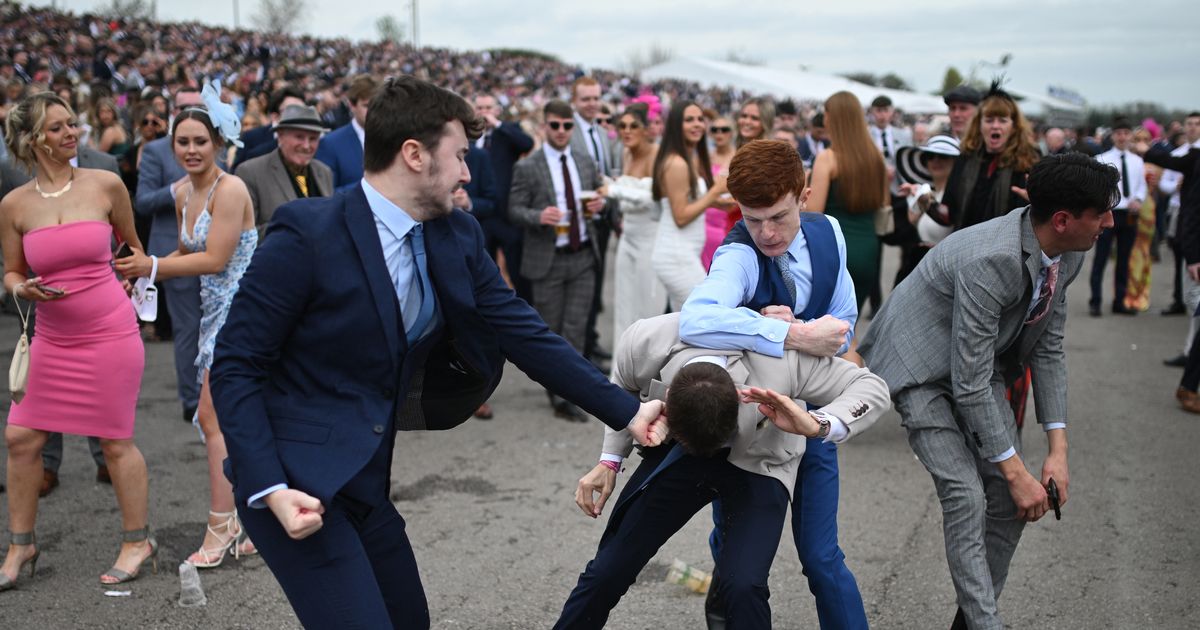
[235,150,333,235]
[603,313,890,496]
[508,146,613,281]
[858,206,1082,459]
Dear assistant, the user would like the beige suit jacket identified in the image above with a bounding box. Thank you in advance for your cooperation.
[235,150,334,235]
[603,313,891,495]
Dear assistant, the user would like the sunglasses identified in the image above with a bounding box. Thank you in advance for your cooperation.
[618,122,643,131]
[596,117,612,125]
[547,121,575,131]
[142,117,161,126]
[710,126,732,134]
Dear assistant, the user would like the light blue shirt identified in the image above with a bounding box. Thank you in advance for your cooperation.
[988,249,1065,464]
[248,178,431,509]
[679,215,858,357]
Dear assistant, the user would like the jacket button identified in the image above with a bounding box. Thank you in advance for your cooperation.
[373,425,385,434]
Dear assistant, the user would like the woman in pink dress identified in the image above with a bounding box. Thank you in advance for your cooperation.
[701,113,736,270]
[0,92,154,591]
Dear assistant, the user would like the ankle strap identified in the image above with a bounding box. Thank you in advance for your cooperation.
[208,510,236,518]
[9,531,35,546]
[121,526,150,543]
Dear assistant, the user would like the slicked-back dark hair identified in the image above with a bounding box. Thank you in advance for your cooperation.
[363,76,483,173]
[1027,153,1121,223]
[666,362,739,457]
[268,86,305,115]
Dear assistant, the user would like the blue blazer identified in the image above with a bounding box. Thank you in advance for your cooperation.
[485,121,534,213]
[313,123,364,193]
[463,146,498,220]
[210,185,638,506]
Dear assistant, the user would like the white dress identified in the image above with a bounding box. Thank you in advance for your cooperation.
[652,178,708,311]
[608,175,667,350]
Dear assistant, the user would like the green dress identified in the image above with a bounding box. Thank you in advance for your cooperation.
[823,181,878,310]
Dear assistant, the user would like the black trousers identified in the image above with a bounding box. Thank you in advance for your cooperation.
[555,446,789,630]
[1089,209,1137,308]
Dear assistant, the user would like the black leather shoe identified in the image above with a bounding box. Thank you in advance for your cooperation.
[1162,302,1187,316]
[1164,354,1188,367]
[950,607,968,630]
[39,470,59,498]
[1112,304,1138,315]
[553,401,586,422]
[1088,304,1101,317]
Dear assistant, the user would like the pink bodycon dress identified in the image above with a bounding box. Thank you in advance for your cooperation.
[8,220,144,439]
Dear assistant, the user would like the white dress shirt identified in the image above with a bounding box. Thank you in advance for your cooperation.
[542,143,589,247]
[1096,146,1147,209]
[351,118,366,148]
[574,112,608,175]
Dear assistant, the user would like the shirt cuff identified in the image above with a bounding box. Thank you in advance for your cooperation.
[248,483,289,509]
[600,453,624,466]
[987,447,1017,463]
[753,319,790,357]
[1042,422,1066,432]
[812,410,850,444]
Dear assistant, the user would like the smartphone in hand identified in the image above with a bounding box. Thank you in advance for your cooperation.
[114,243,134,259]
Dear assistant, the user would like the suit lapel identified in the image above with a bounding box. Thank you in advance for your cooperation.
[268,152,298,204]
[344,186,402,367]
[533,152,556,206]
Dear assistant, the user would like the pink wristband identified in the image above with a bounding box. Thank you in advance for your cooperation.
[599,459,620,472]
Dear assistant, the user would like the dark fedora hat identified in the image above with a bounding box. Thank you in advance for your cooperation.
[275,104,325,134]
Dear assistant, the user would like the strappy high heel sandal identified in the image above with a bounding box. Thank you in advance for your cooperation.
[0,531,39,592]
[100,526,159,585]
[188,510,255,568]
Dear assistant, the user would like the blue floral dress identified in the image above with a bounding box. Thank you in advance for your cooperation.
[180,173,258,382]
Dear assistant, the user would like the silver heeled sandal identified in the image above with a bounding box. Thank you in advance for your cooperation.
[100,526,159,585]
[0,531,39,592]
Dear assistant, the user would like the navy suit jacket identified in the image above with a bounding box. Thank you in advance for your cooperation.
[210,185,638,506]
[483,121,534,215]
[233,125,279,171]
[313,123,364,193]
[463,146,498,220]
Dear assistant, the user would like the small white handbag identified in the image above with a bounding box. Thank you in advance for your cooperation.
[9,286,30,403]
[130,255,158,322]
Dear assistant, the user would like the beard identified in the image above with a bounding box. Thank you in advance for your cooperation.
[415,156,454,218]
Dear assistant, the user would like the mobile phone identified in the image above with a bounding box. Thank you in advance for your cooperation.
[115,243,134,259]
[41,286,65,296]
[1047,478,1061,521]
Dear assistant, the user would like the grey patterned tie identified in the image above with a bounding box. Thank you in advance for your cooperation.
[774,255,797,308]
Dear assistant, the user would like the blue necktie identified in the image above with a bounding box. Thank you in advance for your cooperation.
[406,224,435,344]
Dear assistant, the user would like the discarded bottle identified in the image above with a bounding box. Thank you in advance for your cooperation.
[178,562,207,608]
[665,558,712,594]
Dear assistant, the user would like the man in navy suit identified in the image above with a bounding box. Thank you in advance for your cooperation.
[211,76,666,629]
[314,74,378,192]
[473,93,534,302]
[135,87,210,423]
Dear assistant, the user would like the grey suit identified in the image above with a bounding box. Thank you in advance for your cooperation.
[508,147,612,356]
[604,313,890,494]
[135,135,211,414]
[0,146,121,473]
[859,206,1082,630]
[234,149,333,236]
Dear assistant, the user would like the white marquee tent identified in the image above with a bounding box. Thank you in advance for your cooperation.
[641,57,950,114]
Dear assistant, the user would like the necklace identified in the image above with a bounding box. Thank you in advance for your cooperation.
[35,168,74,199]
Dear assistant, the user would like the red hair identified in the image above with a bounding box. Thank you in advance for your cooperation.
[727,140,806,208]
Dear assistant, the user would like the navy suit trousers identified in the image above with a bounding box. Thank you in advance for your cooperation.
[555,445,789,630]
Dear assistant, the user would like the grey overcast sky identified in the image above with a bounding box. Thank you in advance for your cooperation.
[66,0,1200,110]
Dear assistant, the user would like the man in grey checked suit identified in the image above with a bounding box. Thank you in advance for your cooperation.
[235,104,333,237]
[509,99,615,421]
[0,145,118,495]
[859,153,1120,630]
[135,88,213,423]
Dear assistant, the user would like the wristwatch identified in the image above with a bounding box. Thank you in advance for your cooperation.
[813,413,830,439]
